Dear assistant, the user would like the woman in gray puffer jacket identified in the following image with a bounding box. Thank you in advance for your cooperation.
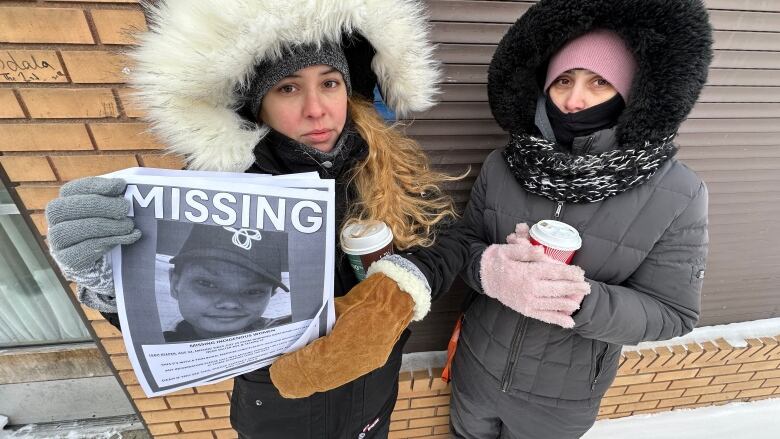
[450,0,711,437]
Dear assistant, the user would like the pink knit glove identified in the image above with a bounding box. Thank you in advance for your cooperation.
[480,223,590,328]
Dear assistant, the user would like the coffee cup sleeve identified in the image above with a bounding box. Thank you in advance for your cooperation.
[366,254,432,321]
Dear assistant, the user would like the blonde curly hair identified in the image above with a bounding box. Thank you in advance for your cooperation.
[346,97,463,250]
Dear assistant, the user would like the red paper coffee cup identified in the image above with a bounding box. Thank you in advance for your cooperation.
[529,220,582,264]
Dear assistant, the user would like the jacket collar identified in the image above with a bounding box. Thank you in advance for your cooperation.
[535,95,618,156]
[571,128,617,156]
[252,123,368,180]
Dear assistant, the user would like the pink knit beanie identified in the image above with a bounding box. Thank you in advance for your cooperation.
[544,29,638,100]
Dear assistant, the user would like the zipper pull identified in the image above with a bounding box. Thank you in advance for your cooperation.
[554,201,564,220]
[584,136,595,154]
[591,378,598,391]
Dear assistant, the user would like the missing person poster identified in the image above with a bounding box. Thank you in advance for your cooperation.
[106,168,335,397]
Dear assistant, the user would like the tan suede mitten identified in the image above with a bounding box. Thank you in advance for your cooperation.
[269,273,414,398]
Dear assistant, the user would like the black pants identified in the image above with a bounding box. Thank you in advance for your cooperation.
[232,330,410,438]
[450,343,600,439]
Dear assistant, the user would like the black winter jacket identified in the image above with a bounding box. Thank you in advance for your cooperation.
[229,123,467,437]
[229,131,409,438]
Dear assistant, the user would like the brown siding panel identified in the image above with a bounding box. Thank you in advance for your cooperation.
[708,69,780,86]
[698,86,780,103]
[707,10,780,31]
[704,0,780,12]
[427,1,533,23]
[680,119,780,133]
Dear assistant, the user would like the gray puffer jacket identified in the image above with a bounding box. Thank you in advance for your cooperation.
[460,131,707,408]
[459,0,712,409]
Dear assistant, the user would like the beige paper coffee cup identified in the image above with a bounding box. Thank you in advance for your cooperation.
[341,220,394,280]
[529,220,582,264]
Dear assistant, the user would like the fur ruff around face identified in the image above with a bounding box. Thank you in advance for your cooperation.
[488,0,713,147]
[129,0,441,172]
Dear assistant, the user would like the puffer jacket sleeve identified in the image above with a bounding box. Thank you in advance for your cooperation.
[572,182,708,345]
[403,157,491,300]
[458,158,492,294]
[402,220,470,301]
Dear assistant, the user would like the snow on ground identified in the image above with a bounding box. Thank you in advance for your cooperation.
[0,416,144,439]
[582,398,780,438]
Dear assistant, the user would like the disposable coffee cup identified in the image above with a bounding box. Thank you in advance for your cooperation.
[341,220,394,281]
[529,220,582,264]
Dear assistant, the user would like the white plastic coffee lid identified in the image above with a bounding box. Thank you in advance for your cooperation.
[340,220,393,255]
[529,220,582,251]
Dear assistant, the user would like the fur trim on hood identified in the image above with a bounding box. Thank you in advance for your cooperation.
[129,0,440,172]
[488,0,713,146]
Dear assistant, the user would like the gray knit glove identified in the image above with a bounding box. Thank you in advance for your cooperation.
[45,177,141,312]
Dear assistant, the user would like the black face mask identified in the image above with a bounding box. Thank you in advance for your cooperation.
[545,92,625,148]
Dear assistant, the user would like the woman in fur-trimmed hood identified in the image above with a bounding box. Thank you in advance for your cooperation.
[44,1,467,438]
[449,0,712,437]
[130,0,441,173]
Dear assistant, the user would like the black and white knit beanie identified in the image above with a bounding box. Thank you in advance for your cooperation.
[247,42,352,118]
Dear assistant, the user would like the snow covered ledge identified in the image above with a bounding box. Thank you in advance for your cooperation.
[401,318,780,370]
[622,318,780,352]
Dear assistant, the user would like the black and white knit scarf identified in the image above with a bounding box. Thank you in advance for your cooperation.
[502,133,678,203]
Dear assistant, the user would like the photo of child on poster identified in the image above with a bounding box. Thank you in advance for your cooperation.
[154,221,293,343]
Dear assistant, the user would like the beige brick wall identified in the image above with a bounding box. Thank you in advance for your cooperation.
[3,3,780,438]
[0,1,182,241]
[598,337,780,418]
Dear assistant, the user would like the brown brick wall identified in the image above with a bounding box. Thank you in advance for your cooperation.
[0,0,181,235]
[3,3,780,438]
